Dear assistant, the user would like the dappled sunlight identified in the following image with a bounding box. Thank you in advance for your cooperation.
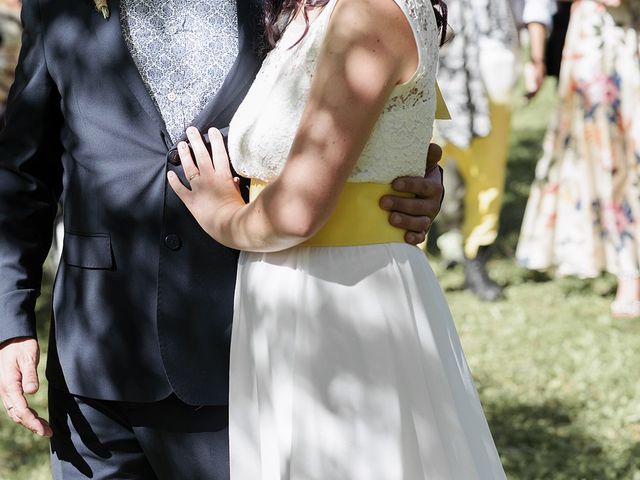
[231,243,504,478]
[2,0,640,476]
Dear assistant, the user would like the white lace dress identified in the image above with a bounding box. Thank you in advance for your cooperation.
[227,1,506,478]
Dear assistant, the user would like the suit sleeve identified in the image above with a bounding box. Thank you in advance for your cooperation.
[0,0,63,344]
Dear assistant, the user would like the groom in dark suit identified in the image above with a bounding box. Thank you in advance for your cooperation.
[0,0,444,478]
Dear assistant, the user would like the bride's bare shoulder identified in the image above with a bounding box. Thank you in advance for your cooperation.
[328,0,415,37]
[326,0,418,80]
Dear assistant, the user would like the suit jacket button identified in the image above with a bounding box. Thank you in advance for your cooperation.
[167,149,180,165]
[165,234,182,251]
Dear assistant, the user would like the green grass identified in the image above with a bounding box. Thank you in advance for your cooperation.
[2,81,640,479]
[433,259,640,479]
[431,81,640,479]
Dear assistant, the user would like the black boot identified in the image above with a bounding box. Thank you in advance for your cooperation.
[464,246,504,302]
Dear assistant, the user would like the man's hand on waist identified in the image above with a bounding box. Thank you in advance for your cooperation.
[380,143,444,245]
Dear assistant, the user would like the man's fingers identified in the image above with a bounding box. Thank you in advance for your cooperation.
[390,176,432,198]
[26,408,53,437]
[17,352,39,395]
[7,408,19,423]
[3,398,20,423]
[12,404,40,432]
[4,389,33,428]
[15,407,52,437]
[405,230,426,246]
[380,195,432,216]
[426,143,443,174]
[388,167,444,201]
[3,391,52,437]
[0,354,26,415]
[389,212,431,234]
[0,338,50,436]
[4,387,29,415]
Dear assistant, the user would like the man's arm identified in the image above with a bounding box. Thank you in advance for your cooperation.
[379,143,444,245]
[523,21,548,97]
[522,0,556,97]
[0,0,63,437]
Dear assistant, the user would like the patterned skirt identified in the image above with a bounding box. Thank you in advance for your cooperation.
[516,1,640,278]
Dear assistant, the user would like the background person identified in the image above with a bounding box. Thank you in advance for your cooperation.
[517,0,640,318]
[545,0,573,78]
[432,0,555,301]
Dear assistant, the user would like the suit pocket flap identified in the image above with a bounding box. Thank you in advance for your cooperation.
[63,232,113,270]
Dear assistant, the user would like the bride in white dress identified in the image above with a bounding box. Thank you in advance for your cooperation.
[168,0,507,477]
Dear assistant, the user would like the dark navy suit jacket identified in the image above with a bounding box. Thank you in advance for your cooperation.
[0,0,264,405]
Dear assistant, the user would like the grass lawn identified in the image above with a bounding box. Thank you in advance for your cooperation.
[1,82,640,479]
[431,82,640,479]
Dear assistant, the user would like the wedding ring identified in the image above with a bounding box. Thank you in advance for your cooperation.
[188,171,200,182]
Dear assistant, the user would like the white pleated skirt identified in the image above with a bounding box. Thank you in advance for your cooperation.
[229,243,506,479]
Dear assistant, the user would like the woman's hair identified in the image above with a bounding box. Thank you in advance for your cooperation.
[262,0,449,51]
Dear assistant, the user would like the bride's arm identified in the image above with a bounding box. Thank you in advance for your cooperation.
[169,0,421,252]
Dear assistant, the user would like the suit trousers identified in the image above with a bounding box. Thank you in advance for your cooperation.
[49,386,230,479]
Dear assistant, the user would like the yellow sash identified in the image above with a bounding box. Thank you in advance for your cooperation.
[435,81,451,120]
[249,180,411,247]
[247,84,449,247]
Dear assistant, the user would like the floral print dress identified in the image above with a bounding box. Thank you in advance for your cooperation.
[516,1,640,279]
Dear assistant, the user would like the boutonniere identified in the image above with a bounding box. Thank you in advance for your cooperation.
[94,0,110,19]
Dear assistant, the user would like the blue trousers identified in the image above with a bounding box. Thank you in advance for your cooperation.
[49,386,229,479]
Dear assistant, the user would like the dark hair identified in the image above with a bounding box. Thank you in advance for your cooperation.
[263,0,449,52]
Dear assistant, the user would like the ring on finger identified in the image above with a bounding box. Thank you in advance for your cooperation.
[188,171,200,182]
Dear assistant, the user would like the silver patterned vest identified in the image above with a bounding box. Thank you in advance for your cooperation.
[120,0,239,142]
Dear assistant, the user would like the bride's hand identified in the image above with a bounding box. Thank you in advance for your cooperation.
[167,127,245,240]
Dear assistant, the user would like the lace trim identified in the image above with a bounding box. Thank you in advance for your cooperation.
[229,0,440,183]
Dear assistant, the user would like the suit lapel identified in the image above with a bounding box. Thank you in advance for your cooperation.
[90,0,170,139]
[90,0,264,146]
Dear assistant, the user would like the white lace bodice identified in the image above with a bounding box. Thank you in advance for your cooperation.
[228,0,440,183]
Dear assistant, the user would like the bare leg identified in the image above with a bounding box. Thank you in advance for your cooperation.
[611,276,640,319]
